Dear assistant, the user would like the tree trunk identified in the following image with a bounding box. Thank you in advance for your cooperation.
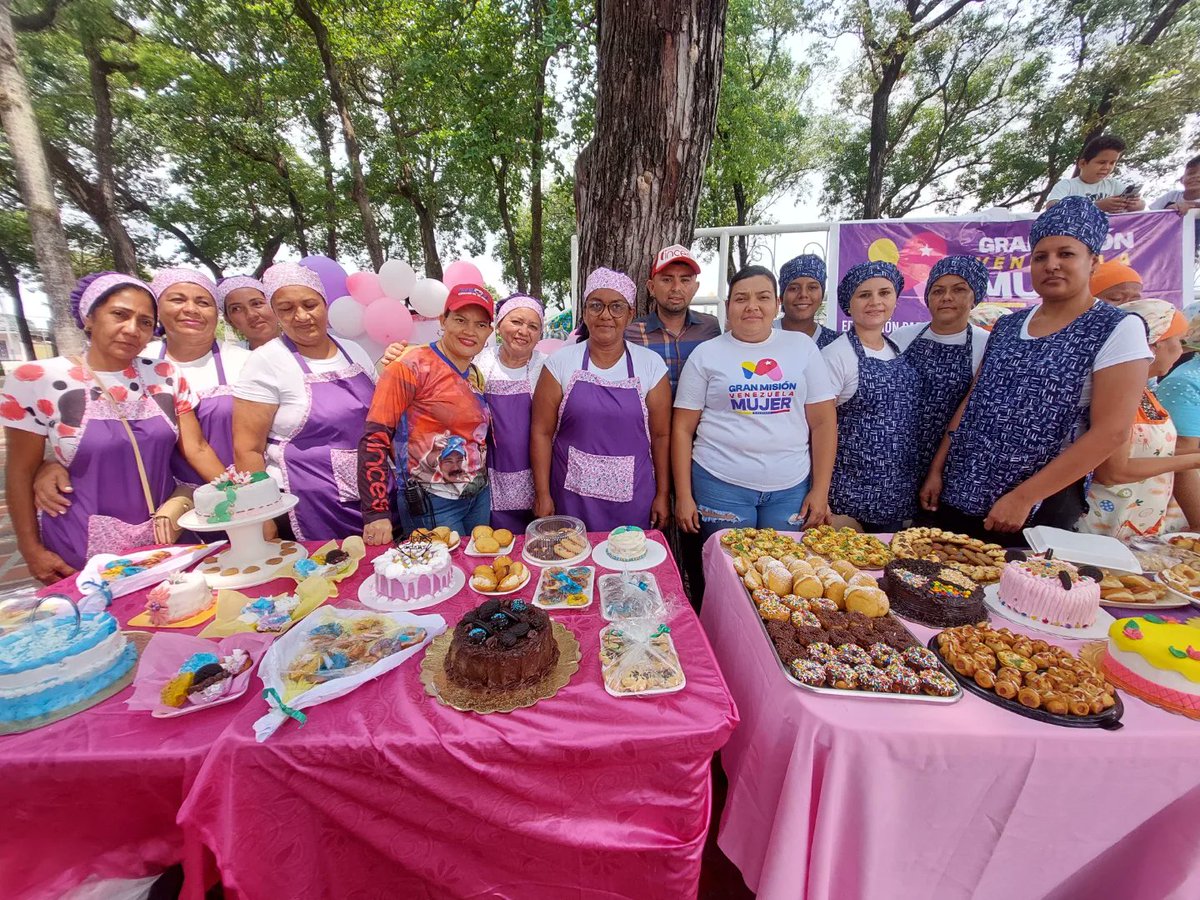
[310,103,339,258]
[528,0,547,298]
[575,0,728,314]
[400,184,443,280]
[80,31,139,273]
[272,148,310,258]
[733,179,748,268]
[863,55,904,220]
[0,0,80,354]
[293,0,383,268]
[0,244,36,358]
[493,156,528,293]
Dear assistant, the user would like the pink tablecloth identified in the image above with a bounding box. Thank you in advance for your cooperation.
[701,532,1200,900]
[2,533,735,900]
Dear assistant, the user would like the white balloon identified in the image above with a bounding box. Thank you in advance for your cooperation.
[410,278,450,318]
[327,295,366,338]
[378,258,417,300]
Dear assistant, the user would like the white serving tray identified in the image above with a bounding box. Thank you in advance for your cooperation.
[1022,526,1141,574]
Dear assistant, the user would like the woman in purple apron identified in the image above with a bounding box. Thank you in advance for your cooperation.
[825,262,922,532]
[922,197,1152,542]
[2,273,226,582]
[530,268,673,532]
[216,274,280,349]
[232,262,378,541]
[898,255,990,483]
[478,294,549,532]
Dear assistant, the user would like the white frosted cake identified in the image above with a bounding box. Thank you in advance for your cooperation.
[608,526,648,562]
[193,467,281,524]
[373,542,454,603]
[145,572,213,625]
[0,612,137,725]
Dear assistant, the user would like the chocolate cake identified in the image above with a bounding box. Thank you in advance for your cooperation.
[884,558,986,627]
[444,598,559,690]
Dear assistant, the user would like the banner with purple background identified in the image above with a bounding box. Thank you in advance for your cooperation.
[832,210,1193,333]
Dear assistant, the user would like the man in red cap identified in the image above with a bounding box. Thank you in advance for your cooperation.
[358,284,495,544]
[625,244,720,397]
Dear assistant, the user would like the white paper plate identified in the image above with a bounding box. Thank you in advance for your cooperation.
[357,566,466,612]
[1022,526,1141,573]
[1153,572,1200,609]
[983,583,1115,640]
[151,679,251,719]
[522,544,590,568]
[591,540,668,571]
[463,537,517,558]
[532,565,596,610]
[468,568,532,597]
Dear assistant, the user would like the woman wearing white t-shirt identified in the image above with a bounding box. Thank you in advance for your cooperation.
[233,262,377,540]
[673,265,836,540]
[821,261,923,532]
[530,267,672,532]
[922,196,1152,542]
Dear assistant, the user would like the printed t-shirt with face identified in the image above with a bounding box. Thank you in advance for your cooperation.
[233,335,376,481]
[890,323,990,374]
[144,340,250,393]
[675,330,835,491]
[1047,175,1127,203]
[820,332,898,406]
[0,356,196,466]
[1016,303,1151,407]
[541,340,668,396]
[361,345,490,504]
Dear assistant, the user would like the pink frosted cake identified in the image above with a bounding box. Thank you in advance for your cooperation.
[372,541,454,603]
[997,555,1101,629]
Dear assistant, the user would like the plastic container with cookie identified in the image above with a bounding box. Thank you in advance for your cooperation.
[599,619,685,697]
[522,516,590,567]
[930,622,1123,729]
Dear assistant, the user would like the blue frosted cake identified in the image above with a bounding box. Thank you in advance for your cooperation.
[0,611,137,725]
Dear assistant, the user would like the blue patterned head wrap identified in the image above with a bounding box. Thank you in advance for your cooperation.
[779,254,826,295]
[837,261,904,314]
[1029,195,1108,254]
[924,256,990,307]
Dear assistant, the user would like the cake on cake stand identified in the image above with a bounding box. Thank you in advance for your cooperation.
[178,495,307,590]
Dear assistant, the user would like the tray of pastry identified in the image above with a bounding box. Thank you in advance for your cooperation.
[929,624,1123,729]
[1098,569,1188,609]
[751,596,961,704]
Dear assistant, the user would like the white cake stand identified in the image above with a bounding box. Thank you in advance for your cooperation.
[178,495,308,590]
[591,539,668,571]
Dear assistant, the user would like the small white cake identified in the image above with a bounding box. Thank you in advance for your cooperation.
[145,572,213,625]
[373,542,454,603]
[193,467,281,524]
[607,526,648,562]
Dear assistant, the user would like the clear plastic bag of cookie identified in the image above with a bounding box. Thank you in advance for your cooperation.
[599,618,685,697]
[598,571,670,622]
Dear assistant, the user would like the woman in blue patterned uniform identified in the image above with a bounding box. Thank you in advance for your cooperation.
[821,261,922,532]
[776,254,839,348]
[920,196,1152,542]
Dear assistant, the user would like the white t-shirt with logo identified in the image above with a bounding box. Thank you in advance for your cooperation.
[674,330,836,490]
[1047,176,1127,203]
[890,323,990,374]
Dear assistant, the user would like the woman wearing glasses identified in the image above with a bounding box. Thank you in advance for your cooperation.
[530,267,672,531]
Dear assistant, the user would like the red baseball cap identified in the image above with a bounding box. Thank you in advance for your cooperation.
[444,284,495,320]
[651,244,701,277]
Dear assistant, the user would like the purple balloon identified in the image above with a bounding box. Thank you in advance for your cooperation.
[299,255,349,303]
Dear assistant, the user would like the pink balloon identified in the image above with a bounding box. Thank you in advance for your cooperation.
[362,297,414,345]
[346,271,384,305]
[535,338,566,355]
[442,260,485,290]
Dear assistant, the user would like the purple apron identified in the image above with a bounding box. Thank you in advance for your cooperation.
[550,345,655,531]
[271,335,376,541]
[41,363,178,570]
[160,342,234,486]
[484,361,536,532]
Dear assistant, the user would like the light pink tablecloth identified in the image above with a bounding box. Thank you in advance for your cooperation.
[177,532,737,899]
[701,532,1200,900]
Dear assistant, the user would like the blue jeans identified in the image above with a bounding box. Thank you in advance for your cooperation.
[691,463,810,542]
[403,486,493,535]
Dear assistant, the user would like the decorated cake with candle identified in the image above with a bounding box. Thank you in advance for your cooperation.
[997,552,1102,629]
[193,466,281,524]
[1103,615,1200,713]
[444,597,560,691]
[144,572,213,625]
[372,538,455,603]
